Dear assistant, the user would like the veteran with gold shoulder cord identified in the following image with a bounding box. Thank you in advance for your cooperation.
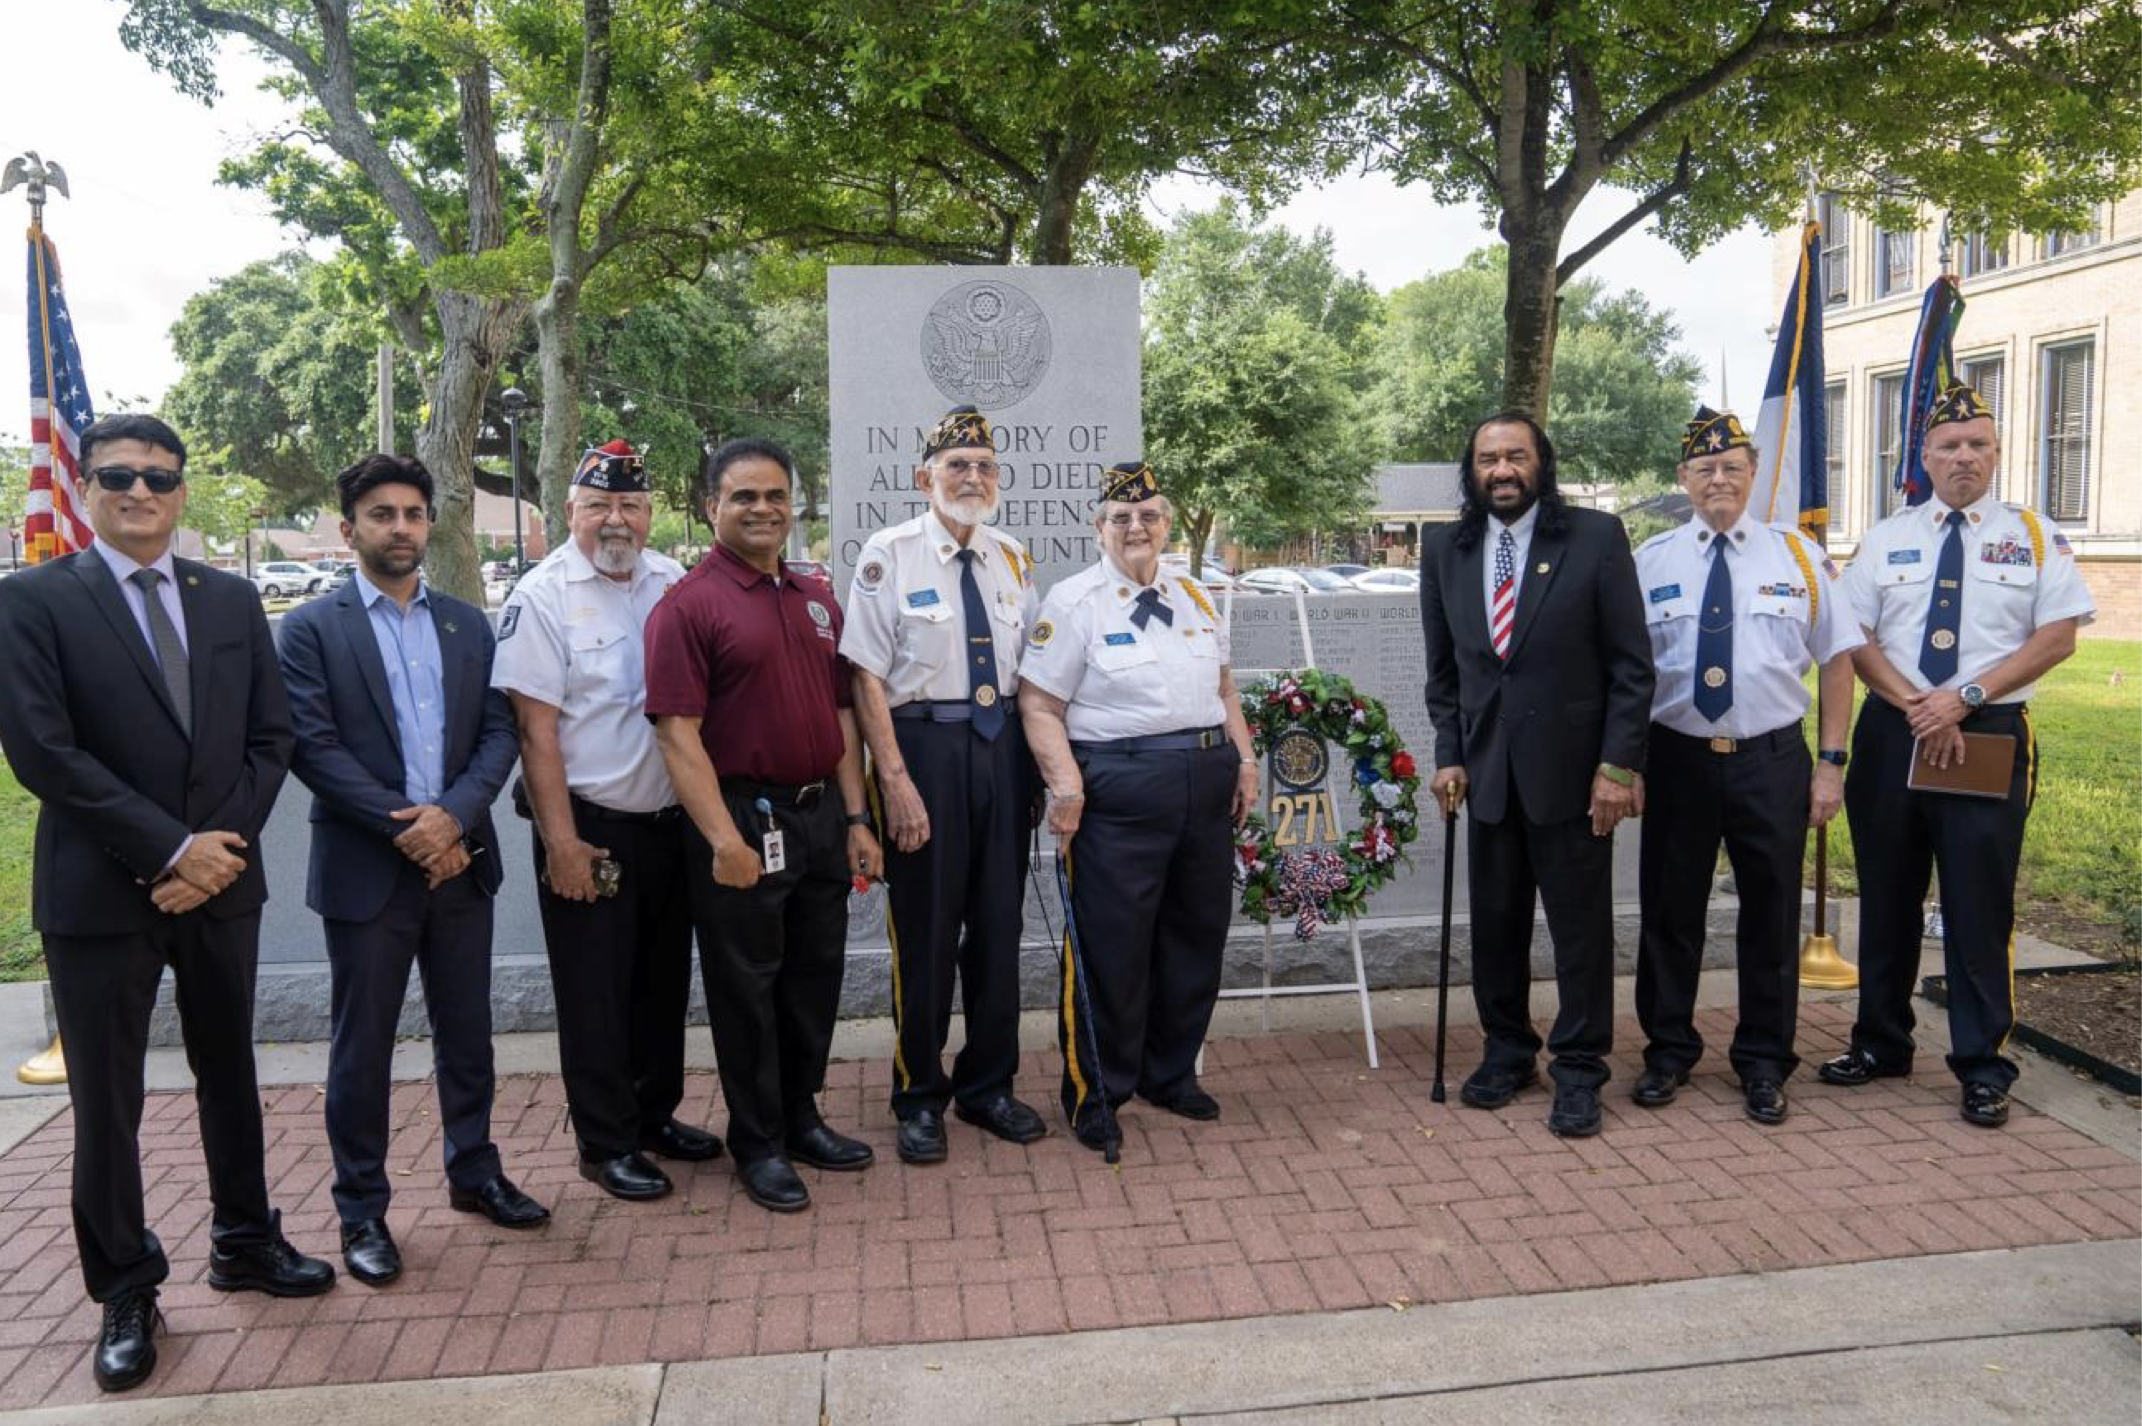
[1823,384,2095,1128]
[841,406,1046,1165]
[1017,461,1259,1153]
[1631,408,1861,1126]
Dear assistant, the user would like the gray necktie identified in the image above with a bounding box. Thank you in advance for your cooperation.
[128,568,192,735]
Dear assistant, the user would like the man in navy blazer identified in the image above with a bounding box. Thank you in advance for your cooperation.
[278,454,546,1287]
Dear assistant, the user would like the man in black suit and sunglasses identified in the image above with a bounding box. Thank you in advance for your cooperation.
[0,414,335,1395]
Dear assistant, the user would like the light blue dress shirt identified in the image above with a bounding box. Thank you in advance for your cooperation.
[355,569,447,804]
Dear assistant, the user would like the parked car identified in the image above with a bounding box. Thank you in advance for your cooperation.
[252,561,325,598]
[1237,566,1352,595]
[784,559,832,583]
[1349,567,1421,593]
[1324,563,1370,580]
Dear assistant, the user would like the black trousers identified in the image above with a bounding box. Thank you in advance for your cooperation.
[44,911,274,1303]
[1059,742,1236,1129]
[323,865,501,1223]
[1636,725,1810,1083]
[533,800,693,1158]
[686,790,849,1164]
[878,718,1034,1120]
[1845,696,2036,1089]
[1468,804,1618,1089]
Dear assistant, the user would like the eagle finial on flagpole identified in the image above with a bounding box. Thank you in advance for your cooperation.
[2,151,71,228]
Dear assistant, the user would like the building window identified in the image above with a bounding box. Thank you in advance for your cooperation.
[1873,373,1906,517]
[1959,355,2005,428]
[1817,194,1850,306]
[2043,212,2101,258]
[1874,225,1916,297]
[1824,380,1847,531]
[1959,232,2009,277]
[2040,341,2093,522]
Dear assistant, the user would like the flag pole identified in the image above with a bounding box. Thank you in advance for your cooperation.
[8,151,70,1083]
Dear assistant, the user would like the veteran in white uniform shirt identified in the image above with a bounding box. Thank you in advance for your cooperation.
[1017,460,1259,1154]
[1631,407,1861,1127]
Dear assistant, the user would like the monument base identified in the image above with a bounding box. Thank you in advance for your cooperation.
[48,906,1758,1047]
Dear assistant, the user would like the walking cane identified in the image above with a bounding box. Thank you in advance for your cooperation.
[1053,843,1122,1165]
[1430,798,1458,1103]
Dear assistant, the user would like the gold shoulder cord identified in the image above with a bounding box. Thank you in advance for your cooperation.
[1783,531,1820,626]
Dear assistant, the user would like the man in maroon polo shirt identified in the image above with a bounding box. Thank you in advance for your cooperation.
[646,438,884,1214]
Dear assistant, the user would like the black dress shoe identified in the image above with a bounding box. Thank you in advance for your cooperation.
[1547,1082,1603,1137]
[1742,1078,1790,1126]
[449,1174,551,1228]
[207,1215,336,1298]
[897,1109,949,1165]
[957,1095,1049,1143]
[1630,1066,1689,1108]
[640,1119,724,1162]
[1816,1047,1911,1087]
[1961,1082,2011,1128]
[788,1121,874,1171]
[579,1152,673,1201]
[1459,1061,1539,1110]
[340,1218,402,1286]
[738,1156,811,1212]
[1143,1086,1220,1122]
[1072,1112,1118,1154]
[93,1288,161,1393]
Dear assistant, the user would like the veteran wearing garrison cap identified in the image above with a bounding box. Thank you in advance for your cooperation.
[1017,461,1259,1154]
[492,440,720,1203]
[1630,408,1861,1126]
[841,406,1047,1165]
[1823,384,2095,1127]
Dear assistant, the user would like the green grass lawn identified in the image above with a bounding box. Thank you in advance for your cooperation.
[1811,637,2141,955]
[0,752,38,981]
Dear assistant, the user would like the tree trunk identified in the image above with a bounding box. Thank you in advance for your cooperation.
[419,290,522,602]
[1500,223,1565,417]
[1186,508,1215,578]
[532,282,581,550]
[1030,134,1098,265]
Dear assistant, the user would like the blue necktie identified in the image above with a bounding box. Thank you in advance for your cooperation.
[956,550,1004,740]
[1693,537,1733,722]
[1130,587,1173,630]
[1919,510,1967,685]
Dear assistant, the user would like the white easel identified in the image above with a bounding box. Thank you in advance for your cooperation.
[1214,584,1380,1069]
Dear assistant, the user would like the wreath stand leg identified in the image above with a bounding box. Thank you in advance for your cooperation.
[1260,922,1274,1032]
[1345,917,1379,1070]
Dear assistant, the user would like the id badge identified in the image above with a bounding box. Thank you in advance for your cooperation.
[761,829,787,874]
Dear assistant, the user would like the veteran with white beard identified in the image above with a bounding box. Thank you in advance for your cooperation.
[841,406,1048,1166]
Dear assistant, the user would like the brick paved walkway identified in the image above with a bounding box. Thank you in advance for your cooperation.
[0,1001,2135,1411]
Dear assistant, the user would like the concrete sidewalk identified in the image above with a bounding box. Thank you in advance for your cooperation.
[1,915,2136,1423]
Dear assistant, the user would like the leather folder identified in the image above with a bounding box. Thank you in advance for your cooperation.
[1906,732,2015,799]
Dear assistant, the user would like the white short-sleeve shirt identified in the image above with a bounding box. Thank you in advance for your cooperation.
[1635,513,1862,739]
[1018,555,1231,741]
[489,540,686,813]
[1838,496,2095,702]
[838,511,1037,704]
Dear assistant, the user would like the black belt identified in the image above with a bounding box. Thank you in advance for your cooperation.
[1655,724,1803,756]
[570,794,681,825]
[722,776,829,807]
[1071,725,1229,755]
[892,700,974,723]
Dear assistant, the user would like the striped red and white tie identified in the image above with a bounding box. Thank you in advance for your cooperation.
[1490,528,1516,659]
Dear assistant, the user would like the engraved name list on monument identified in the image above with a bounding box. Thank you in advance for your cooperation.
[826,266,1142,594]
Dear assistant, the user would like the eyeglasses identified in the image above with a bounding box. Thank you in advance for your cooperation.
[90,465,184,495]
[939,458,1000,478]
[1103,510,1168,529]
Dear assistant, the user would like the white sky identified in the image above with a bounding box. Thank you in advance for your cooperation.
[1,4,1774,446]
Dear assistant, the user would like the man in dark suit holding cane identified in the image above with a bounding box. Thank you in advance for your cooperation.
[1418,410,1655,1137]
[0,414,335,1394]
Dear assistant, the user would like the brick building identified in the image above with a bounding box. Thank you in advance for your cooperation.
[1773,190,2138,635]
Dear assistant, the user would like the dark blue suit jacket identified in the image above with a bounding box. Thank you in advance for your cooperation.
[277,579,519,922]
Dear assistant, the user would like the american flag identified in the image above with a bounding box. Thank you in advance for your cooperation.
[25,226,94,561]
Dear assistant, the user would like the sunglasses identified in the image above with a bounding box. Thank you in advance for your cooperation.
[89,465,184,495]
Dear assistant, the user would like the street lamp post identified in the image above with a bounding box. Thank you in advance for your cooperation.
[501,386,534,573]
[245,507,268,579]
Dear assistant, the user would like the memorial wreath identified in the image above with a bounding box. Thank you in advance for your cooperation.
[1235,669,1423,940]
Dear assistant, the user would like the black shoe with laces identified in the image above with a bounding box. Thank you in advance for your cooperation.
[207,1212,336,1297]
[93,1288,161,1392]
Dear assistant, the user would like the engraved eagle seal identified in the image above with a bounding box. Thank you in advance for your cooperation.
[921,279,1052,409]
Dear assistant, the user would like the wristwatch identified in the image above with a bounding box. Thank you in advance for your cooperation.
[843,811,874,828]
[1959,683,1987,710]
[1596,763,1635,788]
[1817,749,1848,768]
